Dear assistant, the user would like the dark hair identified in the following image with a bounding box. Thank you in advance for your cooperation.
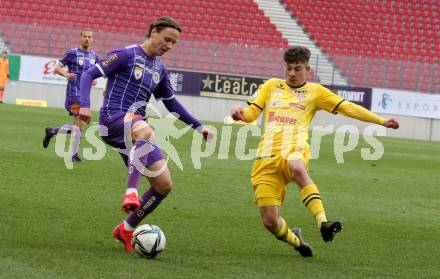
[283,46,311,64]
[147,17,182,38]
[80,28,93,36]
[2,50,7,54]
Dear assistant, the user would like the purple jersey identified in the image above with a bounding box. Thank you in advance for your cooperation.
[58,48,99,97]
[94,44,174,119]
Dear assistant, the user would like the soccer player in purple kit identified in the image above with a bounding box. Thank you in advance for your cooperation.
[78,17,213,252]
[43,29,99,163]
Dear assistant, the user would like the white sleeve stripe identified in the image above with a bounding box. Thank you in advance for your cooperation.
[96,64,106,78]
[156,95,175,101]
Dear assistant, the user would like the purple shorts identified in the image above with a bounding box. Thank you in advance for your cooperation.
[99,111,164,166]
[65,96,80,116]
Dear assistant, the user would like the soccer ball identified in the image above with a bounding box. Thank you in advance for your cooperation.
[131,224,166,259]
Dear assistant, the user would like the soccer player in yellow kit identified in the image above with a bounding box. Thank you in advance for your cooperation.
[231,46,399,257]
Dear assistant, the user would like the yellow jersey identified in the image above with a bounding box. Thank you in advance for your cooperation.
[247,78,344,158]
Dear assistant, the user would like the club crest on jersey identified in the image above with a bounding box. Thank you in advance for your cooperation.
[153,72,160,84]
[293,89,307,101]
[297,93,306,102]
[90,58,95,65]
[78,58,84,66]
[134,66,144,80]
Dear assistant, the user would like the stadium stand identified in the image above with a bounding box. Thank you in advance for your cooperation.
[0,0,316,79]
[282,0,440,93]
[0,0,438,91]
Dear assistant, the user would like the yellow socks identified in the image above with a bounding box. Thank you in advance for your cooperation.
[275,217,300,247]
[300,184,327,228]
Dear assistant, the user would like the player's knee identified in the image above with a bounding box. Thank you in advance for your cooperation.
[138,128,155,141]
[133,122,155,141]
[156,179,173,196]
[290,162,308,181]
[262,215,278,233]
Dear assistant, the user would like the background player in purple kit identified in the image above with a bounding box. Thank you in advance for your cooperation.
[78,17,213,252]
[43,29,99,163]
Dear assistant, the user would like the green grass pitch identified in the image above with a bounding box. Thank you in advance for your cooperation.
[0,104,439,278]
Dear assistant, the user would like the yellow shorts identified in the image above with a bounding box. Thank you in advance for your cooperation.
[251,145,310,207]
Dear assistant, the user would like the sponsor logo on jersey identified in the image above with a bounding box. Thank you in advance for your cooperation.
[153,60,161,70]
[142,66,153,74]
[268,112,296,124]
[135,55,146,63]
[270,101,282,107]
[274,91,283,98]
[293,89,307,94]
[102,54,118,66]
[289,103,305,110]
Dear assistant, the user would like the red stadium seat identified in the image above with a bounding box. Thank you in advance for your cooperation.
[3,0,438,92]
[2,0,287,53]
[283,0,439,92]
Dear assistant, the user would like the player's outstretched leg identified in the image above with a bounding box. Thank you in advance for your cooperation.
[112,222,134,252]
[292,228,313,257]
[320,221,343,242]
[299,184,342,241]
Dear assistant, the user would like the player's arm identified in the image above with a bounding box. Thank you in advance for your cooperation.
[55,63,75,80]
[55,51,76,80]
[231,80,270,122]
[317,86,399,129]
[92,53,100,86]
[79,48,128,123]
[78,67,101,123]
[231,104,262,123]
[156,72,212,141]
[336,101,399,129]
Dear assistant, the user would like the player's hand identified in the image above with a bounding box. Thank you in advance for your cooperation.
[231,106,244,121]
[383,118,399,129]
[92,79,97,86]
[198,127,214,142]
[79,107,92,124]
[66,73,76,81]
